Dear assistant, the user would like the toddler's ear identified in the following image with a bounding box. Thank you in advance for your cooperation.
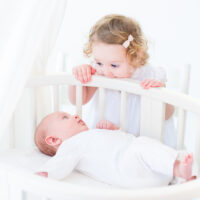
[45,136,62,146]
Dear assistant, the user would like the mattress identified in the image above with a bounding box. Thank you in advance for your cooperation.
[0,148,115,189]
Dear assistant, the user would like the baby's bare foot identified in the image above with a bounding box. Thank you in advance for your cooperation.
[178,153,193,180]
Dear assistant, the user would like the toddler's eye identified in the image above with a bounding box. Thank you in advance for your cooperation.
[111,64,119,68]
[96,62,102,66]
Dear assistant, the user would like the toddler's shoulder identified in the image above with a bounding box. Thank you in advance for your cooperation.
[132,64,167,82]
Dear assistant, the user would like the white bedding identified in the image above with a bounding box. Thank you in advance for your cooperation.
[0,148,115,189]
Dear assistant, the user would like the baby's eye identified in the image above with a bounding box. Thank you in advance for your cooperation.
[111,64,119,68]
[63,115,68,119]
[96,62,103,66]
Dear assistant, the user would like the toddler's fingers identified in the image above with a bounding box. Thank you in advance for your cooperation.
[86,66,92,81]
[91,67,96,74]
[35,172,48,177]
[143,80,152,89]
[72,68,79,80]
[151,81,163,87]
[96,122,103,129]
[141,79,150,88]
[81,66,88,83]
[77,69,84,83]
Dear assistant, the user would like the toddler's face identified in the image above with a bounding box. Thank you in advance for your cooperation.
[92,42,134,78]
[45,112,88,141]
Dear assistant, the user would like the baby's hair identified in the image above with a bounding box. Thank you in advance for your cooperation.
[34,116,56,156]
[84,14,149,68]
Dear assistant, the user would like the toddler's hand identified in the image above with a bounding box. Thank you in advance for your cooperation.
[35,172,48,177]
[73,64,96,84]
[140,79,165,89]
[96,120,119,130]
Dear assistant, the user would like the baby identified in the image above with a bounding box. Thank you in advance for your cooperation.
[35,112,194,189]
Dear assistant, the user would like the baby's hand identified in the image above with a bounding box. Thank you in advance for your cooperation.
[73,64,96,84]
[96,120,119,130]
[35,172,48,177]
[141,79,165,89]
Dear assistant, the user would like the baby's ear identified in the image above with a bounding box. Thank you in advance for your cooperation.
[45,136,62,146]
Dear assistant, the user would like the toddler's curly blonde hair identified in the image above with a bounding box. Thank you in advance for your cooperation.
[84,14,149,68]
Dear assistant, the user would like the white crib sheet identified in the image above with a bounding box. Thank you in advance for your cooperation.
[0,148,115,189]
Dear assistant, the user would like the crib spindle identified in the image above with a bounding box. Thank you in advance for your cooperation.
[194,116,200,172]
[52,85,59,112]
[120,91,127,131]
[176,108,186,149]
[140,96,165,141]
[99,87,105,120]
[76,85,82,118]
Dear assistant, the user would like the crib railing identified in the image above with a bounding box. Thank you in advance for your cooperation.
[26,73,200,146]
[27,73,200,132]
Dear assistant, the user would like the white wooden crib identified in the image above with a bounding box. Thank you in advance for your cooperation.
[0,73,200,200]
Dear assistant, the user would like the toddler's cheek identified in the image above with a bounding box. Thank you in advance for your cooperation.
[96,69,104,76]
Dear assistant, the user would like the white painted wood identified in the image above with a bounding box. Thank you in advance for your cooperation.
[177,109,185,149]
[52,85,59,112]
[8,185,24,200]
[120,91,127,131]
[194,116,200,171]
[76,85,82,118]
[140,96,165,141]
[9,116,15,148]
[99,87,105,120]
[0,169,9,200]
[26,75,200,115]
[2,165,200,200]
[181,64,191,94]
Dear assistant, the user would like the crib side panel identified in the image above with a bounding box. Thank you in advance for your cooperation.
[140,96,165,140]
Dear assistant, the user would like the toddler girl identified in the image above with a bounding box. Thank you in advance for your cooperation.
[69,14,176,147]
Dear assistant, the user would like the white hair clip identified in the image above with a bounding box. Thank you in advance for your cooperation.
[122,34,134,48]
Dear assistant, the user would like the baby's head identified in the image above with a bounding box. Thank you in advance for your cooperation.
[84,14,149,77]
[34,112,88,156]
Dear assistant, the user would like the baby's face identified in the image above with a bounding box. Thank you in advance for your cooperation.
[45,112,88,141]
[92,42,134,78]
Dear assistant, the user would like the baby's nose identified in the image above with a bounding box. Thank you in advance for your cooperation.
[73,114,80,120]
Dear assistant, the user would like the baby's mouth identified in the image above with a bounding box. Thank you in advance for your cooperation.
[78,119,85,126]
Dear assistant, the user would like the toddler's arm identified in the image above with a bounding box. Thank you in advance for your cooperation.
[140,79,174,120]
[68,64,97,105]
[96,120,119,130]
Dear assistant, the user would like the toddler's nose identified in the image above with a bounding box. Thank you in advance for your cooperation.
[104,68,114,78]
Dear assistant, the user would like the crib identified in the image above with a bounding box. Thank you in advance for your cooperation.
[0,73,200,200]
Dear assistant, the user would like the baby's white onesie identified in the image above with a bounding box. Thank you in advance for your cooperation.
[39,129,177,189]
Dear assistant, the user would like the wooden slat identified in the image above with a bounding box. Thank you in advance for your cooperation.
[99,87,105,120]
[76,85,82,118]
[140,96,165,141]
[53,85,59,112]
[194,116,200,172]
[120,91,127,131]
[176,108,185,149]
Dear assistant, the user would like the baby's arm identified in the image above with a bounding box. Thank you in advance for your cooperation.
[36,147,80,180]
[68,64,97,105]
[96,120,119,130]
[140,79,174,120]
